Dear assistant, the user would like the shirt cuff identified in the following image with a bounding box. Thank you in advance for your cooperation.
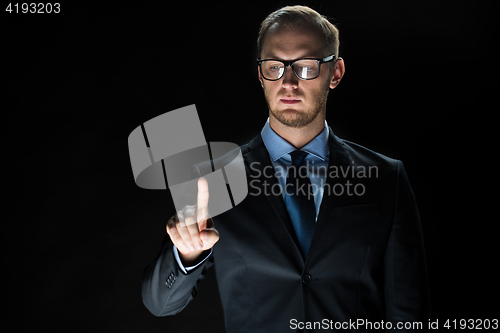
[173,245,213,274]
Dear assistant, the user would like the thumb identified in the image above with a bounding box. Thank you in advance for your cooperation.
[200,227,219,248]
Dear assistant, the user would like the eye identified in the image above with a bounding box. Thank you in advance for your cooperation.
[297,65,317,72]
[266,62,284,72]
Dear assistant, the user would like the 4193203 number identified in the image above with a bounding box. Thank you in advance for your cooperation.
[444,319,499,330]
[6,3,60,14]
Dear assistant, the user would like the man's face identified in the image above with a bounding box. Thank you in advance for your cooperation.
[259,24,339,128]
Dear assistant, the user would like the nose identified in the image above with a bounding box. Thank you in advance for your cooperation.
[281,65,299,90]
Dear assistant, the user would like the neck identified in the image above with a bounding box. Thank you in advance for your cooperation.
[269,111,326,149]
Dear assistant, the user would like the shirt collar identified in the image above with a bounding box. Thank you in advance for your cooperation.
[261,118,329,162]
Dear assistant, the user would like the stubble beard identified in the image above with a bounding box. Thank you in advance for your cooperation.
[264,80,330,128]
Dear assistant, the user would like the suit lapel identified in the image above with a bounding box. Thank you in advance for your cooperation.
[243,135,302,258]
[308,127,350,258]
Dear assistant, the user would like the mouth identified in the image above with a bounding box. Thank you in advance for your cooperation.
[279,97,301,105]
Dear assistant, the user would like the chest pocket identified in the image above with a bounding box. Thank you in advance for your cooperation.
[334,203,381,233]
[337,203,380,216]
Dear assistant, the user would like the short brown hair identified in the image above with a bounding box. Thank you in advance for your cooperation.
[257,5,339,58]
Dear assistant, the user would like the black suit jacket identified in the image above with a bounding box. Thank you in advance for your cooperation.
[141,128,430,332]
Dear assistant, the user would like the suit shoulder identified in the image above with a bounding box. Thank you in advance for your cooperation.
[338,137,401,170]
[240,142,251,156]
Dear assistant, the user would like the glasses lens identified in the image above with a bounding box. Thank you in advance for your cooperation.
[293,60,320,80]
[261,61,285,80]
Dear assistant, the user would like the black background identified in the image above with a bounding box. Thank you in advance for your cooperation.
[3,0,497,331]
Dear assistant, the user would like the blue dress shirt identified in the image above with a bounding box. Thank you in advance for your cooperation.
[260,118,330,220]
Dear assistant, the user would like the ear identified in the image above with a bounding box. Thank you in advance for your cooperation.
[258,66,264,88]
[329,57,345,89]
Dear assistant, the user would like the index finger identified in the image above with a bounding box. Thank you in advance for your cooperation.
[197,177,209,210]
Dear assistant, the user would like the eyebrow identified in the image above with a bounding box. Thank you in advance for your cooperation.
[261,54,321,60]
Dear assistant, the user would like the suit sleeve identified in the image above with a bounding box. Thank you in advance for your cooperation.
[384,161,430,330]
[141,159,216,316]
[141,234,214,316]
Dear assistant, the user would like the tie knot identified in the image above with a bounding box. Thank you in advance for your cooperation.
[289,150,309,166]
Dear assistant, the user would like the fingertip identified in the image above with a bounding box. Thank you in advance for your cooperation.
[197,177,210,207]
[198,177,208,189]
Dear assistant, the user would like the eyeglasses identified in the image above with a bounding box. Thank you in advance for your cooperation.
[257,55,336,81]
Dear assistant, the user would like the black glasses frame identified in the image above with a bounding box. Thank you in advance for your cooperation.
[257,54,337,81]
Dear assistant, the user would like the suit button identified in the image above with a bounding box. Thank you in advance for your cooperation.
[302,274,312,284]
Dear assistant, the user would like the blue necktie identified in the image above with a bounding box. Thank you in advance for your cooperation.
[285,150,316,257]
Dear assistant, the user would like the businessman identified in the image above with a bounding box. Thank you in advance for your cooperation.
[141,5,430,332]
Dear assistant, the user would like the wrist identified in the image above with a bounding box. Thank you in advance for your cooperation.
[179,250,208,267]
